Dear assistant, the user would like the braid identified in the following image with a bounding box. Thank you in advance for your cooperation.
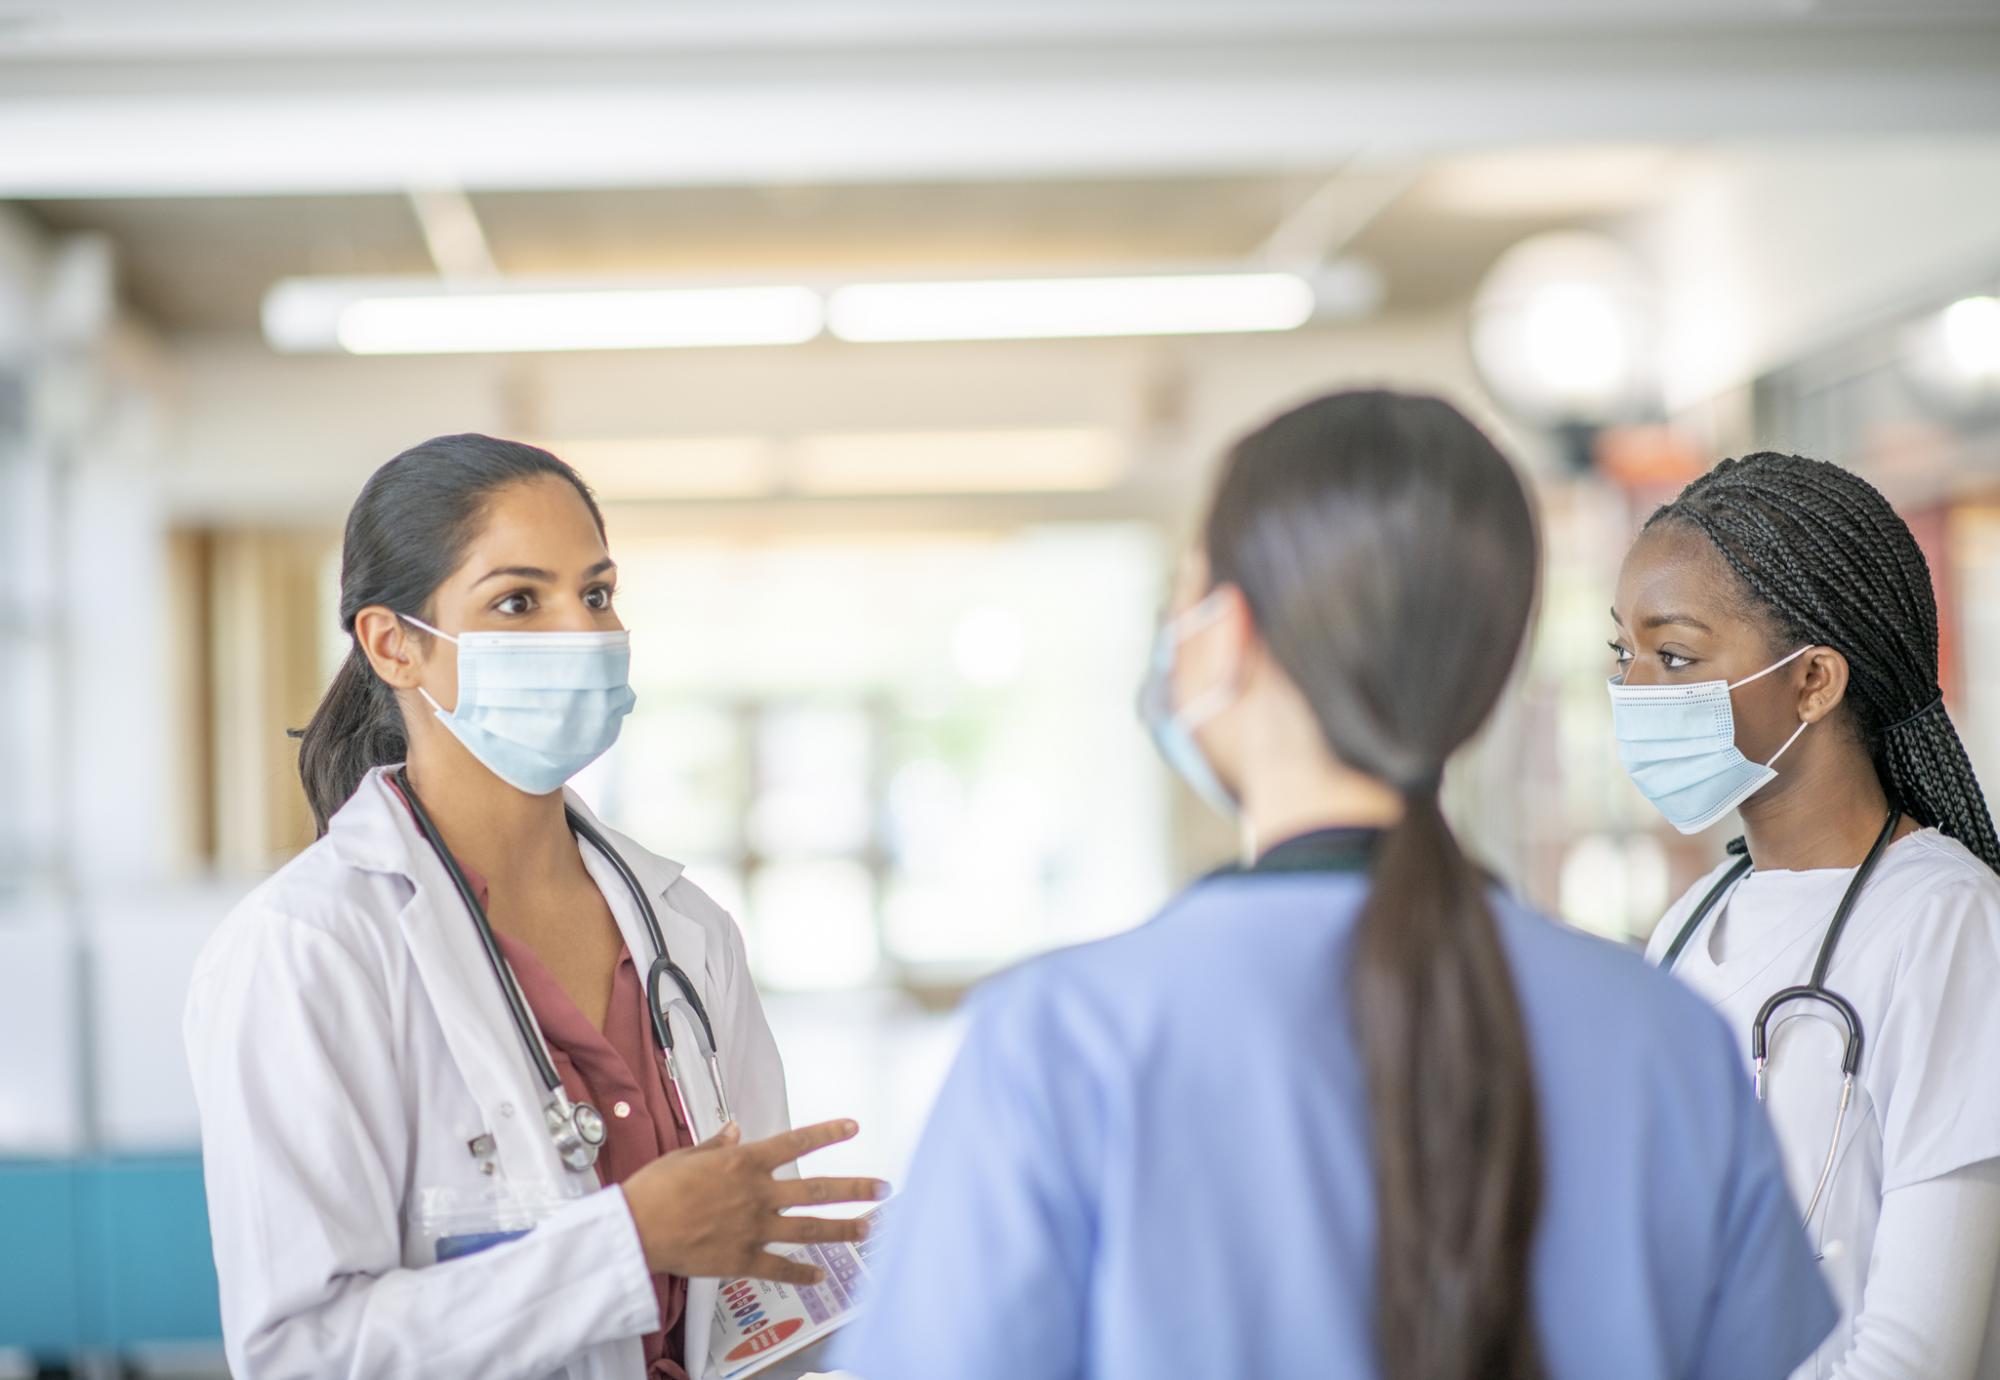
[1647,452,2000,873]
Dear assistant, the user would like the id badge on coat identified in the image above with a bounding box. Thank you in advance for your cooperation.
[413,1182,578,1264]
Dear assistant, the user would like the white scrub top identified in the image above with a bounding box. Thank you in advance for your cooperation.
[1648,828,2000,1378]
[837,868,1835,1380]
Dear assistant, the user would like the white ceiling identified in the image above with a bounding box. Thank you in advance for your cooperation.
[1,2,1997,197]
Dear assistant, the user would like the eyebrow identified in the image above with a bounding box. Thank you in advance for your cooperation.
[474,558,616,587]
[1608,606,1715,633]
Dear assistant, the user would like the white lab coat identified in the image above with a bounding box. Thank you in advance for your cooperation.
[185,766,794,1380]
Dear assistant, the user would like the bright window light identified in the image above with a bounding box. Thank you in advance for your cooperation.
[791,428,1129,494]
[1943,296,2000,380]
[534,437,784,500]
[334,285,824,354]
[826,272,1317,343]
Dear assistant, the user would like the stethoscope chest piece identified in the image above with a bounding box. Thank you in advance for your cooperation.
[548,1095,608,1172]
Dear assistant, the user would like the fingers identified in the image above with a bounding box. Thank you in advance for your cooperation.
[696,1121,742,1151]
[742,1250,827,1287]
[763,1214,872,1246]
[741,1118,859,1172]
[771,1176,891,1208]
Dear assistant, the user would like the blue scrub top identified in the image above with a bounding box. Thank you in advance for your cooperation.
[836,867,1836,1380]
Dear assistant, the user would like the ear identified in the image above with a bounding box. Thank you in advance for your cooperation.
[353,606,427,690]
[1206,582,1258,671]
[1795,646,1851,725]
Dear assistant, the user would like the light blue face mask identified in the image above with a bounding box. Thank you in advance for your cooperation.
[402,614,638,796]
[1137,592,1240,817]
[1607,644,1812,834]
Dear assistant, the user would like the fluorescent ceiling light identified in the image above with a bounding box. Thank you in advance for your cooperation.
[827,272,1316,343]
[535,429,1128,499]
[263,277,823,354]
[264,269,1327,354]
[793,429,1129,494]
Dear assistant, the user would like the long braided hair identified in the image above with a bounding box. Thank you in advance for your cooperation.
[1647,452,2000,873]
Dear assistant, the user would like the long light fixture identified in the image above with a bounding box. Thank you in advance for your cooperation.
[826,272,1316,343]
[262,269,1327,354]
[530,429,1128,499]
[263,278,823,354]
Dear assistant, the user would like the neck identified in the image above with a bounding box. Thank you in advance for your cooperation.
[1738,744,1894,871]
[1239,758,1403,862]
[402,737,578,892]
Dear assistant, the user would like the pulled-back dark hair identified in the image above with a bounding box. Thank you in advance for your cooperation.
[1204,390,1544,1380]
[296,434,606,835]
[1647,452,2000,873]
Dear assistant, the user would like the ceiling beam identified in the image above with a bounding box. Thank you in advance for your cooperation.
[2,26,1998,197]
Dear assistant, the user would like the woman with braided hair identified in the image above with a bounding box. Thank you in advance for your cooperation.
[1611,452,2000,1379]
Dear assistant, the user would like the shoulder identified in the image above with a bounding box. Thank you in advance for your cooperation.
[1492,895,1734,1052]
[1873,830,2000,990]
[193,837,407,990]
[1886,830,2000,914]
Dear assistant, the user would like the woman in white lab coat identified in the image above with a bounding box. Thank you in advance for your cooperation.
[1610,453,2000,1378]
[185,433,885,1380]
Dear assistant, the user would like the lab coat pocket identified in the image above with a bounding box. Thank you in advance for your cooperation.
[411,1181,579,1265]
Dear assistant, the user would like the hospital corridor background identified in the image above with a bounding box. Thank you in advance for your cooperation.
[4,1,2000,1373]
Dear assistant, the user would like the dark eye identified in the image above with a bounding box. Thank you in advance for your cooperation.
[584,585,614,611]
[495,591,535,616]
[1607,640,1632,666]
[1660,651,1693,671]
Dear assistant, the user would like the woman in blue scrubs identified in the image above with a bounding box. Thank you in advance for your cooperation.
[838,390,1835,1380]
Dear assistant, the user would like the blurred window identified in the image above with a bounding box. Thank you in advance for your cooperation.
[570,524,1170,990]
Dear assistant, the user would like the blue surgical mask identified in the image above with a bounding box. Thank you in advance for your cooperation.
[402,614,637,796]
[1607,644,1812,834]
[1137,592,1239,816]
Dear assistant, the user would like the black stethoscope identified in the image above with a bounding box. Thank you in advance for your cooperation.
[1662,807,1901,1229]
[395,767,733,1174]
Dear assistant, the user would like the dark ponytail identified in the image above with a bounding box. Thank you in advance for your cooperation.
[296,434,607,836]
[1205,391,1544,1380]
[1647,452,2000,873]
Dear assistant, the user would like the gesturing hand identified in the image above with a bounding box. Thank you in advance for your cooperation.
[621,1118,888,1285]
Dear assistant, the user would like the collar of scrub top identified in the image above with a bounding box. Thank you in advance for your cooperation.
[1214,826,1384,878]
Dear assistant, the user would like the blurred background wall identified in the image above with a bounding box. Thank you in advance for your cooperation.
[4,1,2000,1371]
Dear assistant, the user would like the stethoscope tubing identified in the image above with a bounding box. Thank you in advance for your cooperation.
[395,767,730,1143]
[1664,807,1900,1231]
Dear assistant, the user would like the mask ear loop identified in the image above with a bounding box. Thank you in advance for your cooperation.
[1763,717,1811,769]
[1726,645,1817,769]
[397,612,459,717]
[1165,590,1241,732]
[1726,643,1814,690]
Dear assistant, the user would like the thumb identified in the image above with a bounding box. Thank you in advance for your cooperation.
[699,1120,742,1150]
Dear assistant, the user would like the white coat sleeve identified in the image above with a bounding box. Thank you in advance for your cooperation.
[186,909,660,1380]
[1829,1160,2000,1380]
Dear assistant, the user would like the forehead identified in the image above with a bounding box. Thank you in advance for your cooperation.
[463,475,607,559]
[1614,520,1758,628]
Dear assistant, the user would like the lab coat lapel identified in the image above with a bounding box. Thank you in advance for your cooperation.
[562,791,727,1376]
[564,784,712,1000]
[334,770,590,1193]
[564,784,720,1136]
